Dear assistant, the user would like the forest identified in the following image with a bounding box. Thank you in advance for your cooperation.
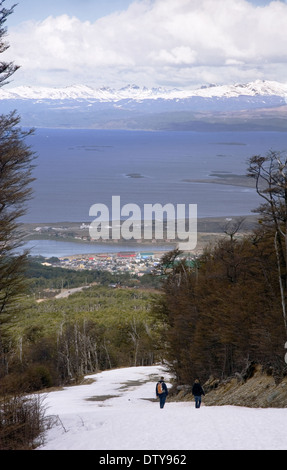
[4,147,287,394]
[1,1,287,448]
[154,150,287,385]
[1,269,163,390]
[156,235,286,385]
[3,184,287,449]
[3,149,287,395]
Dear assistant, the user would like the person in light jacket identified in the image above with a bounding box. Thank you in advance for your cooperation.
[156,377,168,408]
[192,379,205,408]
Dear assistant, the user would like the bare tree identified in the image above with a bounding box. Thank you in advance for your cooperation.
[222,217,245,241]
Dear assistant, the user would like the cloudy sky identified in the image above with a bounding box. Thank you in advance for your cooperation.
[3,0,287,89]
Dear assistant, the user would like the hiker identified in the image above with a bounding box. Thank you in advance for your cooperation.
[192,379,205,408]
[156,376,168,408]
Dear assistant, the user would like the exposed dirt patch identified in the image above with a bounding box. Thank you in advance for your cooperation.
[85,395,119,402]
[119,380,144,390]
[171,365,287,408]
[204,367,287,408]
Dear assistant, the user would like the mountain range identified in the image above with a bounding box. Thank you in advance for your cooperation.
[0,80,286,131]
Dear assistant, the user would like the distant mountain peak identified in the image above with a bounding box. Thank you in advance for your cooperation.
[0,79,287,101]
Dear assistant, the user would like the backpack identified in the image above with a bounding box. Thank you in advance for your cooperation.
[157,382,163,394]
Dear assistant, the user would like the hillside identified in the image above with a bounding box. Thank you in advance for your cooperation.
[172,364,287,409]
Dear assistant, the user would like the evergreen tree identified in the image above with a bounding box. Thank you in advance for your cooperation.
[0,2,19,86]
[0,1,35,372]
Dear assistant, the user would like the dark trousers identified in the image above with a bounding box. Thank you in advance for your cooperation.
[159,393,167,408]
[194,395,202,408]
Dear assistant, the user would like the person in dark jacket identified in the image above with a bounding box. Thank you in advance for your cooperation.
[156,377,168,408]
[192,379,205,408]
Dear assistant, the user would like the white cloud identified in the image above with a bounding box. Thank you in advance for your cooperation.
[4,0,287,88]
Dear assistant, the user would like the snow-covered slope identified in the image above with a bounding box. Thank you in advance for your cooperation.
[38,365,287,451]
[1,80,287,102]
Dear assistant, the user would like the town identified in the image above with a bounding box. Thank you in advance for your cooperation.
[48,251,164,276]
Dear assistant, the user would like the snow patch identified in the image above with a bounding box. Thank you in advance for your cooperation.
[38,365,287,450]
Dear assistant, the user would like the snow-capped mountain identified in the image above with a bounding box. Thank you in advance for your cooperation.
[1,80,287,101]
[0,83,174,101]
[0,80,286,131]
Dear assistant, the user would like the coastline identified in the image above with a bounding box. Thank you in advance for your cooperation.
[20,214,259,258]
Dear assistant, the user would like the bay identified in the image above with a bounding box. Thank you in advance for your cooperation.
[23,239,171,258]
[23,128,287,224]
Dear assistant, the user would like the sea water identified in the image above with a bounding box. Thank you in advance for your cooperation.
[23,128,287,223]
[20,128,287,256]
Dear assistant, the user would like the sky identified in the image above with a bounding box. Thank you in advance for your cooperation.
[2,0,287,89]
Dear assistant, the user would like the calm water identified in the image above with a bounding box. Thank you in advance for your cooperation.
[23,239,171,258]
[23,128,287,223]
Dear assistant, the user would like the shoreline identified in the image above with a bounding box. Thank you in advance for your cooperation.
[21,214,258,232]
[20,214,259,258]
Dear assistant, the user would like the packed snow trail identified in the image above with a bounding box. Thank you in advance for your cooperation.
[38,365,287,450]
